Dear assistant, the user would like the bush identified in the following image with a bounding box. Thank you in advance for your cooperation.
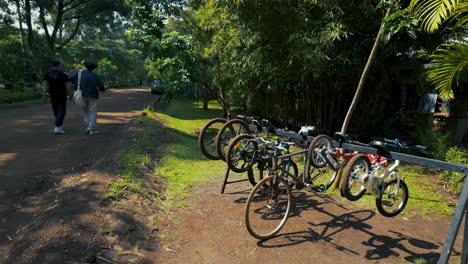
[416,129,452,160]
[441,147,468,195]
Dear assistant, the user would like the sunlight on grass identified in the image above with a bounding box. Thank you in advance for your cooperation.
[155,98,228,207]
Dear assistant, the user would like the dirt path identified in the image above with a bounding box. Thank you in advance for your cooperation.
[0,93,463,263]
[157,173,463,264]
[0,88,154,263]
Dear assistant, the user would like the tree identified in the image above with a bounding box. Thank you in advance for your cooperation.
[410,0,468,99]
[35,0,128,53]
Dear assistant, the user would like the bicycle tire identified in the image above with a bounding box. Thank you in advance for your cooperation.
[307,134,333,169]
[226,134,257,173]
[245,175,291,240]
[216,119,251,162]
[376,179,409,217]
[247,168,264,187]
[198,118,227,160]
[341,154,370,201]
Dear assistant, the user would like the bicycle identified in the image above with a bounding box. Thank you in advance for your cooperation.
[244,140,295,239]
[244,135,341,239]
[341,138,412,217]
[306,133,394,201]
[215,115,262,162]
[198,115,262,160]
[224,120,281,173]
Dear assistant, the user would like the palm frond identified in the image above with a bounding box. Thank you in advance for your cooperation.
[426,37,468,99]
[410,0,460,33]
[447,2,468,31]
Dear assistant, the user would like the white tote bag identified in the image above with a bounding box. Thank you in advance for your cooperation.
[73,70,85,106]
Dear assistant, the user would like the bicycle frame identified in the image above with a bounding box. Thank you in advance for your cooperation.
[273,144,336,192]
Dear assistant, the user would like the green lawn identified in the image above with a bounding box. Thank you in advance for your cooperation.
[154,98,230,207]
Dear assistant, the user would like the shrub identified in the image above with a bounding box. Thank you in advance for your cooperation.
[441,147,468,195]
[416,129,452,160]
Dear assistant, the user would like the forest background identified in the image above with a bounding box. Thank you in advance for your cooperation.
[1,0,468,193]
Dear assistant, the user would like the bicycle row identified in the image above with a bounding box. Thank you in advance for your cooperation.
[197,116,428,240]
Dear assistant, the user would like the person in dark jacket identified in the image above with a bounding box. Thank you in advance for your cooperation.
[69,59,105,135]
[43,59,68,134]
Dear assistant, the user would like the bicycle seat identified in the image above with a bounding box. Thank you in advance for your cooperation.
[334,132,352,143]
[298,126,318,140]
[236,115,246,120]
[369,140,387,151]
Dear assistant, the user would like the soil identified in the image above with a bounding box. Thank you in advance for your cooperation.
[0,88,161,263]
[157,175,463,264]
[0,90,464,264]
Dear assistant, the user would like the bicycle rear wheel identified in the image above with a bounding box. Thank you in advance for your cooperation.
[376,179,408,217]
[198,118,227,160]
[245,175,291,240]
[226,134,256,173]
[341,154,369,201]
[216,119,251,162]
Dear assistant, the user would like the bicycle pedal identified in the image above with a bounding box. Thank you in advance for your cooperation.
[310,185,326,193]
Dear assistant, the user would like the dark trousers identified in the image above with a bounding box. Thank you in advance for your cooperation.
[50,96,67,127]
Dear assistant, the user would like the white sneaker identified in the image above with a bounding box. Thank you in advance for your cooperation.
[54,126,65,134]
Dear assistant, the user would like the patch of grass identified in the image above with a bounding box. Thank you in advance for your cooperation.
[154,98,228,207]
[104,113,160,200]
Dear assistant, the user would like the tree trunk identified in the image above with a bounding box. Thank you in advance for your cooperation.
[24,0,33,50]
[38,0,66,53]
[340,8,390,134]
[14,0,27,77]
[202,98,208,110]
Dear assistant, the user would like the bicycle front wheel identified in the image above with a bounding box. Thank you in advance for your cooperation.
[216,119,251,162]
[226,134,256,173]
[198,118,227,160]
[376,179,408,217]
[341,154,369,201]
[245,175,292,240]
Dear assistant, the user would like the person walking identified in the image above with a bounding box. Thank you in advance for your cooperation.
[43,59,68,134]
[69,59,105,135]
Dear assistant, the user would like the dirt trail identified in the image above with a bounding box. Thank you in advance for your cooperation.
[0,88,154,263]
[0,92,463,263]
[157,173,462,264]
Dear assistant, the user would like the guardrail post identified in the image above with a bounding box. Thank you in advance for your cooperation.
[462,203,468,264]
[438,174,468,264]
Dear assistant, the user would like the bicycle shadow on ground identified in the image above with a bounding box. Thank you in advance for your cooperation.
[256,191,444,262]
[257,209,374,254]
[362,230,444,263]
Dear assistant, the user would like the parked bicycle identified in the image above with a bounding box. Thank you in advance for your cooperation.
[341,138,419,217]
[198,115,262,160]
[244,135,340,239]
[306,132,396,201]
[224,120,281,173]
